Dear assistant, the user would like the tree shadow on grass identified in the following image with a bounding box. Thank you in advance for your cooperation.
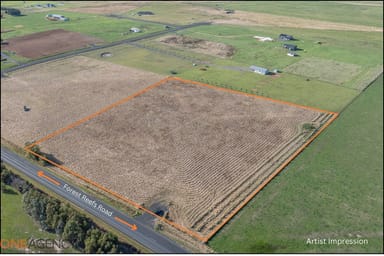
[41,152,64,166]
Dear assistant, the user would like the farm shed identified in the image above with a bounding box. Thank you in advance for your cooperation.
[250,65,269,75]
[254,36,274,42]
[137,11,154,16]
[2,7,21,16]
[46,14,69,21]
[129,27,141,33]
[279,34,294,41]
[283,44,297,51]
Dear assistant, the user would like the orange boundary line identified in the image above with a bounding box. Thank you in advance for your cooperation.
[24,76,339,243]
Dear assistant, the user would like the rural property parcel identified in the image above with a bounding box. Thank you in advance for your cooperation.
[1,0,382,253]
[17,68,334,240]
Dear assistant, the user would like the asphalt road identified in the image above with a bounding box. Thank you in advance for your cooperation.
[1,22,211,75]
[1,147,189,253]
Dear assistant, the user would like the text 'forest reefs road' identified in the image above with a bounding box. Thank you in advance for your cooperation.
[1,147,189,253]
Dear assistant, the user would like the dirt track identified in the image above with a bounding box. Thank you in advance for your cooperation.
[36,79,329,236]
[2,29,104,59]
[1,56,164,146]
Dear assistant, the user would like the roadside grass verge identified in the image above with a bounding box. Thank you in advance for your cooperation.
[209,74,383,253]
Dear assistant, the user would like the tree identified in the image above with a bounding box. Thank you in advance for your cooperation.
[23,189,49,228]
[85,229,102,253]
[98,232,119,253]
[25,142,42,161]
[1,165,12,184]
[62,213,92,250]
[45,198,61,231]
[62,215,86,249]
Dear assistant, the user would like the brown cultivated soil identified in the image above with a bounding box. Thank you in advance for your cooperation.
[158,35,235,58]
[0,56,164,146]
[36,78,333,237]
[69,1,142,14]
[192,7,383,32]
[2,29,104,59]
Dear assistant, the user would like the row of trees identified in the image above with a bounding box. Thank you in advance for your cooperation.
[1,162,138,253]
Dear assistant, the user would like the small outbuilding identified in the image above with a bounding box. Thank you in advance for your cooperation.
[253,36,274,42]
[137,11,154,16]
[3,8,21,16]
[250,65,269,75]
[45,14,69,21]
[130,27,141,33]
[283,44,297,51]
[279,34,294,41]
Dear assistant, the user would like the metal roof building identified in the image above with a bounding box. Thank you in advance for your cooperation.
[250,65,269,75]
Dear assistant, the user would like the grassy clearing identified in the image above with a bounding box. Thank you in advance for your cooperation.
[181,68,358,112]
[181,24,383,69]
[1,10,164,42]
[83,43,195,76]
[284,57,361,85]
[209,74,383,253]
[84,38,358,112]
[179,24,382,94]
[194,1,383,27]
[0,185,78,253]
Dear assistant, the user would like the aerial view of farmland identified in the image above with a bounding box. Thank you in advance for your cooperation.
[1,1,382,254]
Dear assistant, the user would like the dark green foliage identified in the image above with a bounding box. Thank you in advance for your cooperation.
[24,142,42,161]
[23,189,49,229]
[1,163,12,184]
[3,164,134,253]
[62,214,89,249]
[85,229,119,253]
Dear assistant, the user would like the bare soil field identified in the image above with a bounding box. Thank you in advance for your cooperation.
[0,56,165,146]
[2,29,104,59]
[158,35,235,58]
[191,7,383,32]
[37,78,333,237]
[69,1,142,14]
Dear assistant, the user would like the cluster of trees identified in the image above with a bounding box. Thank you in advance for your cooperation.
[1,162,138,253]
[1,162,32,193]
[23,189,124,253]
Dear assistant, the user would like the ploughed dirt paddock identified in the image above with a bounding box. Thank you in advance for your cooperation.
[2,29,104,59]
[0,56,164,146]
[37,78,333,237]
[158,35,235,58]
[69,1,144,14]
